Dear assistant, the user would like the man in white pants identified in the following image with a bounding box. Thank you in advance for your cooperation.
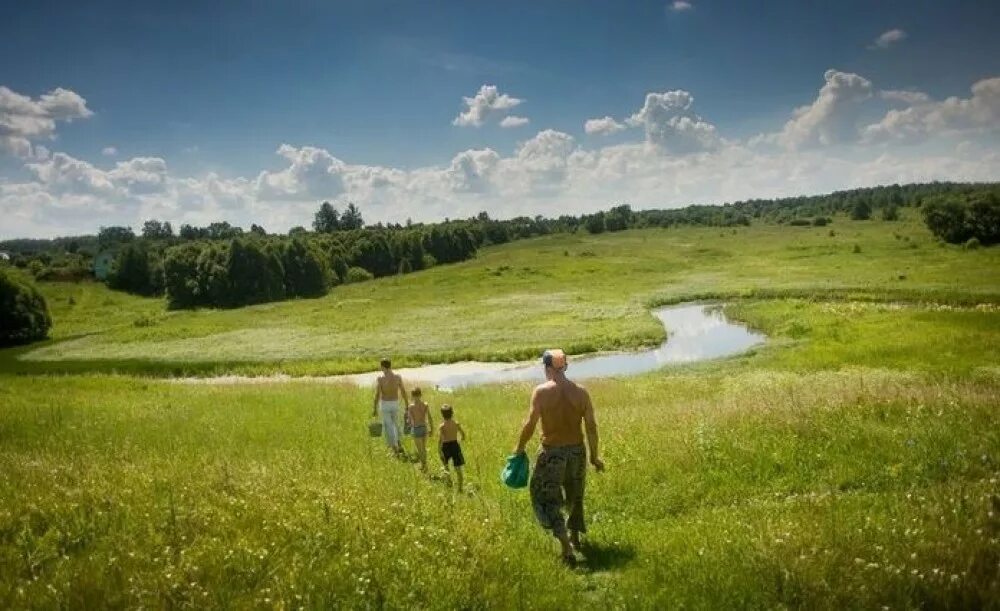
[372,358,408,454]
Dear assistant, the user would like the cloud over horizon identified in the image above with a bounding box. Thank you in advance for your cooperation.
[1,68,999,239]
[452,84,524,128]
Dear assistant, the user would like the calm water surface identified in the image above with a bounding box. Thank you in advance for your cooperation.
[342,302,766,390]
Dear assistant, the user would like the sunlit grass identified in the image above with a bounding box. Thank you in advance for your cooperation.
[0,368,997,608]
[1,214,998,607]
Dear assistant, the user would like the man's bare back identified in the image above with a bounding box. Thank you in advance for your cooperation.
[533,378,590,447]
[376,372,405,402]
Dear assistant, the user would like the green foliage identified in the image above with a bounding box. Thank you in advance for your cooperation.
[313,201,341,233]
[851,199,872,220]
[108,243,161,296]
[812,217,830,226]
[964,237,981,250]
[340,202,364,230]
[881,204,900,221]
[352,234,396,277]
[585,211,607,234]
[162,242,203,309]
[97,225,135,250]
[344,266,374,284]
[422,226,477,264]
[141,219,174,239]
[604,204,634,232]
[923,191,1000,245]
[281,239,330,298]
[225,239,286,307]
[0,266,51,346]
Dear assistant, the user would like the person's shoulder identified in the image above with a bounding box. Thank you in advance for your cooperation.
[533,380,557,392]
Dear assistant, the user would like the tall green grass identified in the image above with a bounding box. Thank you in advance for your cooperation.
[0,369,997,608]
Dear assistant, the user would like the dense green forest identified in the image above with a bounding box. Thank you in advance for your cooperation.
[1,181,997,309]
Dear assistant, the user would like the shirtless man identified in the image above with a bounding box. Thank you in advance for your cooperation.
[514,349,604,565]
[372,358,408,454]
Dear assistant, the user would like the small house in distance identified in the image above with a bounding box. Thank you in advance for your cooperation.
[0,251,10,263]
[93,251,115,280]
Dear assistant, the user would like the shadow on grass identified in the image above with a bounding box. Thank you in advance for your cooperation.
[578,539,637,572]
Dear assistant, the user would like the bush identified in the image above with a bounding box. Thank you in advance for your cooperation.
[850,200,872,220]
[344,266,374,284]
[812,217,830,227]
[585,212,606,234]
[881,204,900,221]
[421,254,437,269]
[852,244,862,254]
[163,243,204,309]
[922,197,978,244]
[225,239,285,307]
[787,219,811,227]
[108,243,160,296]
[967,194,1000,244]
[964,237,981,250]
[281,239,330,298]
[0,267,52,346]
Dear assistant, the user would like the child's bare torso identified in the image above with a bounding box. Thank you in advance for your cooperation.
[439,420,460,442]
[408,401,429,426]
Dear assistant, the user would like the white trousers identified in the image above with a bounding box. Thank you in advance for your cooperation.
[379,400,400,448]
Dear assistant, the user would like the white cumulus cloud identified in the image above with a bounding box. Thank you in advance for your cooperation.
[102,146,118,156]
[4,70,1000,239]
[500,115,529,128]
[452,84,523,127]
[864,77,1000,143]
[775,69,873,149]
[625,90,721,153]
[669,1,693,12]
[0,86,93,158]
[880,90,931,105]
[584,116,626,135]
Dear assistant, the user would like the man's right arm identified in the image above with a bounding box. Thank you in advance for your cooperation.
[514,389,542,454]
[372,381,380,417]
[582,389,604,471]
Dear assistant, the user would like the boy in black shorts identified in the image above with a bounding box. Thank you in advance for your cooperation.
[438,404,467,491]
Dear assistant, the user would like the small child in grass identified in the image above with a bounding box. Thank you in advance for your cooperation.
[438,404,467,491]
[406,387,433,471]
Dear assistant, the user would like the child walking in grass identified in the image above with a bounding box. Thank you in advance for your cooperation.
[438,404,467,491]
[406,387,433,471]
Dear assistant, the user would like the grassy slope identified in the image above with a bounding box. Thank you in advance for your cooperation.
[1,214,999,608]
[1,367,997,609]
[5,210,1000,375]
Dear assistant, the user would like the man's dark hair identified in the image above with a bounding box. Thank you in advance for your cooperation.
[441,405,453,420]
[380,358,391,369]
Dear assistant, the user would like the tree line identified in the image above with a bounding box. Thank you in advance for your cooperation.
[2,182,998,310]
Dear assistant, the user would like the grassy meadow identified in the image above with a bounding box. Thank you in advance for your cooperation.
[7,209,1000,376]
[1,211,999,608]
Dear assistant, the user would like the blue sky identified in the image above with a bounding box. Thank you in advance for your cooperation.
[2,0,999,238]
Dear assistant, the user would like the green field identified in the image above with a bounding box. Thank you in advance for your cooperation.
[2,212,999,608]
[7,211,1000,377]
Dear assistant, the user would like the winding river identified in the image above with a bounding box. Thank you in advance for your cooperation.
[179,302,766,390]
